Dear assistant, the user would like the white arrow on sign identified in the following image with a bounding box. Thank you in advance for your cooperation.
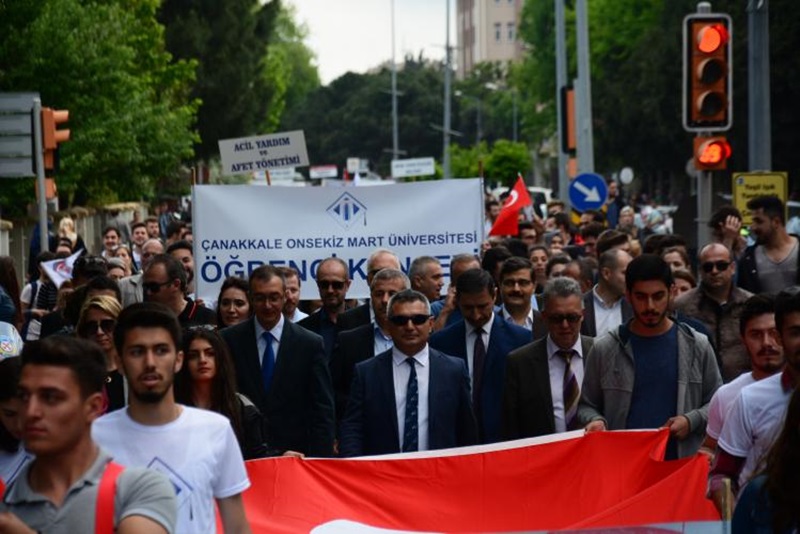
[573,181,601,203]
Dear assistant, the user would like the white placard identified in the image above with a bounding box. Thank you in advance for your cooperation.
[193,180,483,301]
[391,157,436,178]
[309,165,338,179]
[346,157,360,173]
[218,130,309,176]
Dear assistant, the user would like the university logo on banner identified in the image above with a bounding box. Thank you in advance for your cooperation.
[327,192,367,229]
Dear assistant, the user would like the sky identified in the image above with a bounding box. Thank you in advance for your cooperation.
[287,0,452,85]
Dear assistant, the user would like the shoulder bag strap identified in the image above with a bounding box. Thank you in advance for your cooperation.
[95,461,125,534]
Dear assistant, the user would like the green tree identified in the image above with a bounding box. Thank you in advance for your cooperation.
[159,0,279,160]
[485,140,531,187]
[0,0,198,212]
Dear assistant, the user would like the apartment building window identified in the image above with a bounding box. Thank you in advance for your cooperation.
[507,22,515,41]
[495,22,501,42]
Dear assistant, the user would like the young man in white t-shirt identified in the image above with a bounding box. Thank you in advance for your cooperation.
[92,302,252,534]
[709,287,800,511]
[702,294,785,455]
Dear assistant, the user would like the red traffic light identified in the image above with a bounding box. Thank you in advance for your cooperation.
[41,107,70,172]
[694,136,731,171]
[696,24,729,54]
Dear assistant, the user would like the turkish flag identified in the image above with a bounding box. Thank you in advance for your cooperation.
[489,175,532,237]
[238,430,720,532]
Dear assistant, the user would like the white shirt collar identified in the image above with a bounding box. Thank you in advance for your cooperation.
[254,314,285,342]
[546,334,583,360]
[392,344,430,367]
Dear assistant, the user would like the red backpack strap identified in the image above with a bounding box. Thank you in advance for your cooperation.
[0,477,5,497]
[95,461,125,534]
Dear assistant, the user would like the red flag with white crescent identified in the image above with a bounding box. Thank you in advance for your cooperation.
[489,174,532,237]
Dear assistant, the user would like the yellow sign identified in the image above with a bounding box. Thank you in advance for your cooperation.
[732,172,788,226]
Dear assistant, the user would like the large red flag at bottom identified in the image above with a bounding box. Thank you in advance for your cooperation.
[489,175,532,237]
[238,430,720,533]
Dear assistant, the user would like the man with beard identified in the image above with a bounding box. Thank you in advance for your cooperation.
[702,294,784,457]
[674,243,753,381]
[142,254,216,329]
[710,286,800,506]
[166,240,196,299]
[737,195,800,293]
[299,257,352,359]
[578,254,721,459]
[92,303,252,534]
[130,221,148,270]
[279,266,308,322]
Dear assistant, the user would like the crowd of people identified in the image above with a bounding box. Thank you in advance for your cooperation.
[0,188,798,532]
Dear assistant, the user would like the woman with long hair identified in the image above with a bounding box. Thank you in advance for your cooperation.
[175,328,294,460]
[111,244,135,276]
[76,295,125,412]
[733,387,800,532]
[216,276,251,328]
[0,256,22,331]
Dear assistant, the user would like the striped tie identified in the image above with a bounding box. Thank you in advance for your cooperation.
[558,349,580,430]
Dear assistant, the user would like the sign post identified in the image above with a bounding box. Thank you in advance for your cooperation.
[218,130,309,176]
[732,172,788,226]
[391,157,435,179]
[568,172,607,213]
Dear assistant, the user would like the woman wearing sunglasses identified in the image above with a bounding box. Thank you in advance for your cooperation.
[76,295,125,412]
[176,328,298,459]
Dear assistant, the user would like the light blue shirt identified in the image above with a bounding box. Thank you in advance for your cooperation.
[373,323,393,355]
[546,335,585,433]
[392,346,430,452]
[254,315,284,365]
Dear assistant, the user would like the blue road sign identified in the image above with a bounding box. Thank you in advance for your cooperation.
[569,173,608,213]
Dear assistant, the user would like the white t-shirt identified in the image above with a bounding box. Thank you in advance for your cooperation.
[92,406,250,534]
[718,373,792,489]
[706,372,757,440]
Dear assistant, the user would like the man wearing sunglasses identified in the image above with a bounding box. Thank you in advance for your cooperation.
[299,257,352,359]
[142,254,216,329]
[502,277,594,439]
[339,289,477,457]
[674,243,753,382]
[578,254,721,459]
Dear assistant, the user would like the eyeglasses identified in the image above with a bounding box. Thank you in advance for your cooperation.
[546,313,582,324]
[317,280,346,290]
[142,280,173,293]
[80,319,115,335]
[501,278,533,288]
[701,261,732,273]
[388,314,431,326]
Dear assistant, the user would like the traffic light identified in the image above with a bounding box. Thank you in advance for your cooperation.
[41,107,70,172]
[694,135,731,171]
[683,13,732,131]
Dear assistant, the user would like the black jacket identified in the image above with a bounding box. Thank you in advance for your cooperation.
[737,235,800,294]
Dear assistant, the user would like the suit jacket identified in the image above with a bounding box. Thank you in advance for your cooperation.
[118,273,143,309]
[330,323,376,422]
[220,318,335,457]
[339,348,478,457]
[429,314,531,443]
[337,302,371,332]
[580,290,633,338]
[502,335,594,440]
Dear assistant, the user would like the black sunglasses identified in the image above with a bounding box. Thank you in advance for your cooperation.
[547,313,582,324]
[388,314,431,326]
[80,319,115,335]
[142,280,173,293]
[701,261,731,273]
[317,280,346,290]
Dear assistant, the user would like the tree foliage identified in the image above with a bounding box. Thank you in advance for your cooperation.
[158,0,280,160]
[0,0,199,212]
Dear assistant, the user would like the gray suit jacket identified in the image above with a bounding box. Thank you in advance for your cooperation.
[118,273,143,308]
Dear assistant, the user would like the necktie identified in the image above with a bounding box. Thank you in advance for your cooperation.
[472,328,486,408]
[261,332,276,393]
[402,358,418,453]
[558,349,580,430]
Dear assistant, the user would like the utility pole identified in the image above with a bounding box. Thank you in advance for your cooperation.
[748,0,771,171]
[443,0,453,178]
[575,0,595,174]
[390,0,400,160]
[554,0,570,210]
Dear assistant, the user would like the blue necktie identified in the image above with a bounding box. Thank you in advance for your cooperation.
[402,358,418,453]
[261,332,276,393]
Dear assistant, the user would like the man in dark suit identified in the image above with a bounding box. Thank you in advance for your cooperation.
[220,265,335,457]
[429,268,530,444]
[503,277,594,439]
[298,257,352,359]
[339,289,478,457]
[330,268,409,421]
[581,248,633,338]
[337,248,401,332]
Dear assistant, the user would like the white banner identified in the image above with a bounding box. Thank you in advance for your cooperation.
[193,180,483,302]
[218,130,309,176]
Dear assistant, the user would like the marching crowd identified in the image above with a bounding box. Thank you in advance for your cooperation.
[0,187,798,532]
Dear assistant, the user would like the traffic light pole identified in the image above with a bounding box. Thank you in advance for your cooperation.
[32,97,49,254]
[696,137,713,248]
[747,0,771,170]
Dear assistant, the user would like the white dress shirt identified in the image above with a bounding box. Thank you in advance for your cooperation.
[464,313,495,382]
[592,286,623,338]
[501,306,534,331]
[254,315,285,365]
[547,335,585,433]
[392,346,430,451]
